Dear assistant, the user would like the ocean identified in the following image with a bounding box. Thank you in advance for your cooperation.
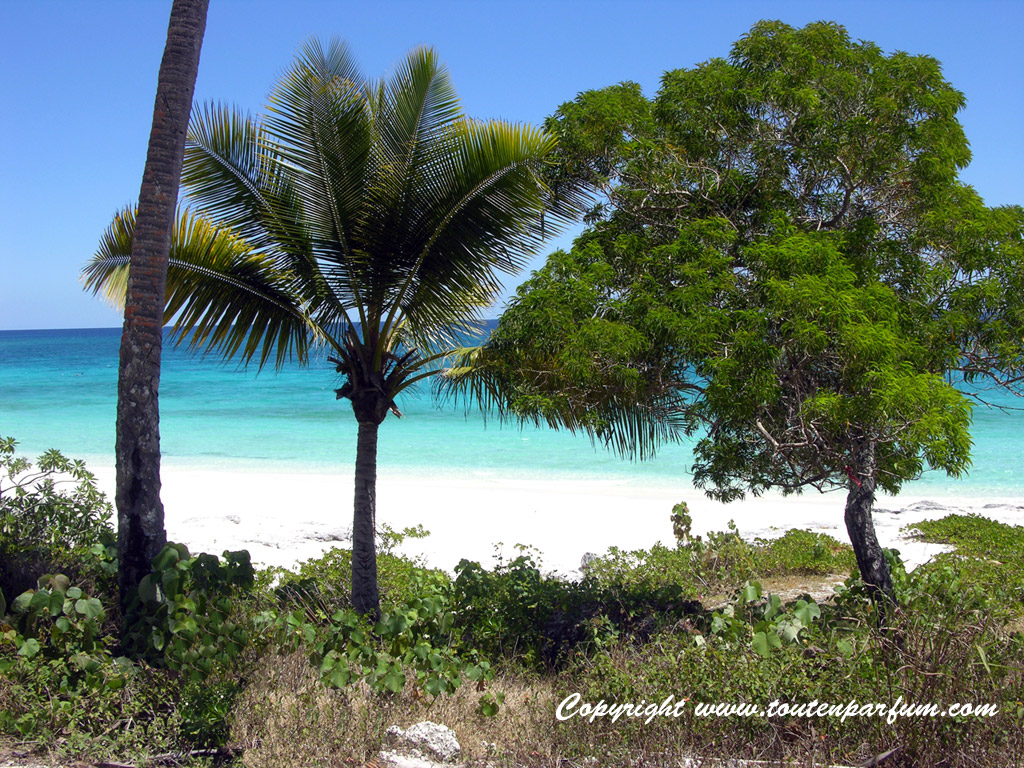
[1,326,1022,499]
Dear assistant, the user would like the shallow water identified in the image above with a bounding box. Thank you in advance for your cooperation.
[1,326,1022,498]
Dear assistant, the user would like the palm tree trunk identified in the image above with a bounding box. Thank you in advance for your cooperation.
[844,437,894,606]
[116,0,209,637]
[352,420,381,618]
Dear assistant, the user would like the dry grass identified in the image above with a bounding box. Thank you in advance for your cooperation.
[231,652,563,767]
[229,653,859,768]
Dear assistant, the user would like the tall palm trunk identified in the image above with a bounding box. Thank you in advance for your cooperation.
[116,0,209,635]
[352,420,381,618]
[844,437,894,606]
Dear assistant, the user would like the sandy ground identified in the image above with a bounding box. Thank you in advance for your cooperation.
[87,464,1024,576]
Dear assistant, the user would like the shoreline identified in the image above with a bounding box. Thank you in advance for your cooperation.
[86,462,1024,577]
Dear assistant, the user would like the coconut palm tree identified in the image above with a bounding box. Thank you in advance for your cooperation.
[84,40,559,617]
[115,0,209,630]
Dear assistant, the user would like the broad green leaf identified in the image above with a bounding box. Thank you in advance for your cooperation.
[75,598,104,620]
[752,631,769,657]
[17,638,41,658]
[29,590,50,611]
[152,546,180,572]
[138,575,159,604]
[793,599,820,626]
[741,582,761,603]
[382,668,405,693]
[329,666,351,688]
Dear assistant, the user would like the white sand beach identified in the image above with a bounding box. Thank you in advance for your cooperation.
[89,464,1024,576]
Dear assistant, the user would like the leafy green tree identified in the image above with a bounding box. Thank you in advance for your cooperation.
[446,21,1024,601]
[84,41,560,617]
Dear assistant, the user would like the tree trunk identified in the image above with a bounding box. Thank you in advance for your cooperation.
[844,438,894,605]
[352,420,381,618]
[116,0,209,635]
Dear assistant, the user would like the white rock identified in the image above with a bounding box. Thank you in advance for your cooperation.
[384,721,461,764]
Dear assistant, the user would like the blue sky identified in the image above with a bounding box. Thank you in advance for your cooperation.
[1,0,1022,330]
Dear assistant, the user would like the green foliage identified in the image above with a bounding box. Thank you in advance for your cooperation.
[909,513,1024,567]
[704,580,822,657]
[258,571,499,711]
[2,573,120,690]
[179,678,242,748]
[452,547,704,669]
[276,525,450,616]
[0,572,168,755]
[125,542,255,680]
[0,437,114,600]
[585,523,854,598]
[669,501,692,544]
[447,21,1024,603]
[753,528,857,575]
[905,514,1024,610]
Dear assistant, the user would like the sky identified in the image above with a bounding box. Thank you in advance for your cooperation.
[1,0,1022,331]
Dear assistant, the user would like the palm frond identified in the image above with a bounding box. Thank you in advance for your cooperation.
[364,47,462,265]
[382,120,560,337]
[82,206,324,369]
[264,37,373,318]
[184,103,350,326]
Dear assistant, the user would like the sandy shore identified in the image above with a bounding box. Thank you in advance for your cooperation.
[87,463,1024,577]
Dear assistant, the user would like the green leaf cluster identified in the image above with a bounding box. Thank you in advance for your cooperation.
[259,573,500,712]
[450,20,1024,510]
[705,580,822,657]
[0,437,114,601]
[125,543,255,680]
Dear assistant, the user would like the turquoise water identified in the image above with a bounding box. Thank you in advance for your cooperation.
[1,327,1021,497]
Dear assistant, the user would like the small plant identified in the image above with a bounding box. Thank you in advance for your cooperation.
[0,437,114,600]
[258,572,501,712]
[179,678,242,748]
[670,501,692,545]
[704,580,822,656]
[124,542,255,680]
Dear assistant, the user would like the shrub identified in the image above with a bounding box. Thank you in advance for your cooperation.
[753,528,857,576]
[0,437,114,602]
[451,548,703,670]
[270,525,451,619]
[585,522,855,601]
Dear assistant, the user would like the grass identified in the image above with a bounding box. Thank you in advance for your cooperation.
[908,513,1024,567]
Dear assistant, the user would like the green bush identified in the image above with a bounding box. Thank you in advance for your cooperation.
[0,571,178,757]
[269,525,450,619]
[451,548,703,669]
[124,542,256,681]
[585,522,855,601]
[0,437,114,602]
[909,513,1024,565]
[753,528,856,575]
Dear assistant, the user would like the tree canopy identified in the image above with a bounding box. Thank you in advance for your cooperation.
[446,21,1024,599]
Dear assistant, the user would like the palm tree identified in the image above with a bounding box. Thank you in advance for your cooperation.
[84,40,559,617]
[115,0,209,630]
